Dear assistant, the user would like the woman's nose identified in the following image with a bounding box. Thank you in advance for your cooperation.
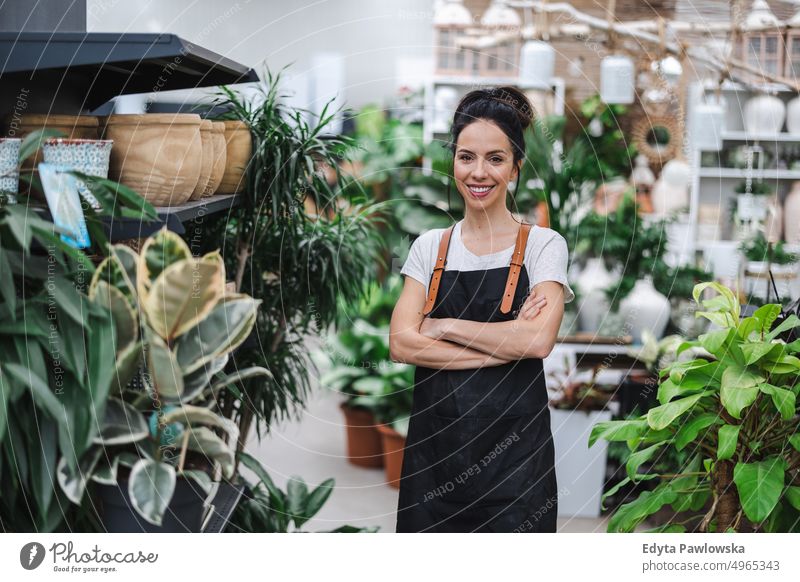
[471,159,488,179]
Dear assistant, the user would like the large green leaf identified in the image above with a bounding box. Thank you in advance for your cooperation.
[698,329,732,358]
[145,331,184,401]
[210,366,272,394]
[647,392,707,431]
[90,280,138,352]
[161,405,239,444]
[94,397,149,445]
[785,486,800,511]
[112,340,143,394]
[57,448,102,504]
[758,383,796,421]
[733,457,786,524]
[185,427,235,479]
[717,424,740,461]
[295,478,335,529]
[626,442,665,480]
[674,413,719,451]
[720,365,763,419]
[180,355,229,402]
[766,315,800,342]
[608,482,677,533]
[741,342,782,366]
[144,259,224,341]
[138,229,192,298]
[175,295,259,374]
[128,458,177,526]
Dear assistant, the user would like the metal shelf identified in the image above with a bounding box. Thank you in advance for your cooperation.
[0,32,258,112]
[697,168,800,179]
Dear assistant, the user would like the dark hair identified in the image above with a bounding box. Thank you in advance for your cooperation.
[449,86,534,167]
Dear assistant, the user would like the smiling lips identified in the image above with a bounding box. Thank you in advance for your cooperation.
[467,184,495,198]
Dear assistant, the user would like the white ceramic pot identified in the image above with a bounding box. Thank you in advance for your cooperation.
[787,96,800,134]
[691,97,726,151]
[575,258,615,333]
[549,408,612,518]
[744,94,786,135]
[619,277,670,342]
[736,193,769,222]
[785,181,800,244]
[650,159,690,217]
[600,55,635,105]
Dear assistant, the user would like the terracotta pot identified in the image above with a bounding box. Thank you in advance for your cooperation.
[189,120,214,201]
[217,120,252,194]
[102,113,202,207]
[376,423,406,489]
[340,403,383,468]
[6,114,99,196]
[205,121,227,197]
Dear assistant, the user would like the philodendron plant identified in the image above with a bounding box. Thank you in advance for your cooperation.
[58,228,264,527]
[591,282,800,533]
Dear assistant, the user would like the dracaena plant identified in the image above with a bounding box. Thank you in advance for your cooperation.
[58,229,265,527]
[591,282,800,533]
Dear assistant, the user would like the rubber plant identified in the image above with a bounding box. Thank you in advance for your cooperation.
[57,228,265,527]
[591,282,800,532]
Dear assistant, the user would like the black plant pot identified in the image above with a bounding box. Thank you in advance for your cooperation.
[96,478,207,533]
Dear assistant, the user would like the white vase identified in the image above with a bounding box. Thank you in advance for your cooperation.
[651,159,690,217]
[764,195,783,243]
[787,96,800,134]
[744,94,786,135]
[785,181,800,244]
[575,258,615,333]
[619,277,670,343]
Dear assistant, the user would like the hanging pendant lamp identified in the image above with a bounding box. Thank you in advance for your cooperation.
[520,40,555,86]
[601,54,635,104]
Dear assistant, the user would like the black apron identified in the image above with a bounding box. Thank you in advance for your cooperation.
[396,260,558,533]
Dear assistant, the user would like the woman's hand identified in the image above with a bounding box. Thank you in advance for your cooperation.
[517,289,547,320]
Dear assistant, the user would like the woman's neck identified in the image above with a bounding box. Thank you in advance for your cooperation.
[462,206,517,238]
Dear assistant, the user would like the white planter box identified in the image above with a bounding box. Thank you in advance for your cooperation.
[550,407,612,519]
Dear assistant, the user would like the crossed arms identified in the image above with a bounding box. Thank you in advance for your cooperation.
[388,277,565,370]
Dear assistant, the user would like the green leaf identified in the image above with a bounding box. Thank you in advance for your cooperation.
[766,315,800,341]
[94,397,149,445]
[699,329,732,358]
[128,458,177,526]
[608,482,677,533]
[789,434,800,453]
[675,413,719,451]
[733,457,787,524]
[741,342,782,366]
[161,405,239,444]
[647,392,707,431]
[145,331,184,401]
[144,259,224,341]
[717,424,740,461]
[185,427,235,479]
[175,295,259,375]
[57,448,102,505]
[90,280,138,352]
[239,451,284,509]
[179,469,213,496]
[626,442,665,480]
[138,228,192,298]
[210,366,272,394]
[752,304,781,335]
[296,478,335,529]
[720,365,763,419]
[784,486,800,511]
[758,383,796,421]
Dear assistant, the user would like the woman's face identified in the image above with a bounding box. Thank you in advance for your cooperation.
[453,119,519,212]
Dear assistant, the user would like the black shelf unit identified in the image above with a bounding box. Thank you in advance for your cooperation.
[0,32,258,112]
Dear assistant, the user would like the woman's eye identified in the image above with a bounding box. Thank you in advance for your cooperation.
[459,155,472,161]
[490,157,503,163]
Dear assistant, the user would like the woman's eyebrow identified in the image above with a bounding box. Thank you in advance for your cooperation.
[456,148,508,155]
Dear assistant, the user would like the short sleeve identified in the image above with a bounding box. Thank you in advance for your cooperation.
[400,232,432,291]
[529,233,575,303]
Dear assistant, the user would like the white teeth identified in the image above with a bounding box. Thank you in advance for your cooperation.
[470,186,492,193]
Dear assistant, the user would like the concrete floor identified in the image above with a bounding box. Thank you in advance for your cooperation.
[245,366,610,533]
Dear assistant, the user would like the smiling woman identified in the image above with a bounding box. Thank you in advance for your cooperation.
[389,86,574,533]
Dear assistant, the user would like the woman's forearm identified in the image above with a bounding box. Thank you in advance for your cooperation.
[441,319,548,360]
[391,333,512,370]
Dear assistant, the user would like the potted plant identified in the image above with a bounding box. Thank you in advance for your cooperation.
[623,330,684,416]
[592,282,800,532]
[548,362,615,517]
[739,231,798,302]
[56,228,264,532]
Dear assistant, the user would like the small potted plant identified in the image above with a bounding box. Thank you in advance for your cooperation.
[57,229,264,532]
[739,232,798,301]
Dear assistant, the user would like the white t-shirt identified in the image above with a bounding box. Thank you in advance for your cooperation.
[400,220,575,303]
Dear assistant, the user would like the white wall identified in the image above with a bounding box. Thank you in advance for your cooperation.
[88,0,436,109]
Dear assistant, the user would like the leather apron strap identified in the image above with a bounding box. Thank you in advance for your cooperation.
[422,225,455,316]
[500,222,532,314]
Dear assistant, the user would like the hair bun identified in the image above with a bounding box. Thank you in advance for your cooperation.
[489,86,534,130]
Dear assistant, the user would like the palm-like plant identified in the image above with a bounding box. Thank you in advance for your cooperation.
[194,68,389,452]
